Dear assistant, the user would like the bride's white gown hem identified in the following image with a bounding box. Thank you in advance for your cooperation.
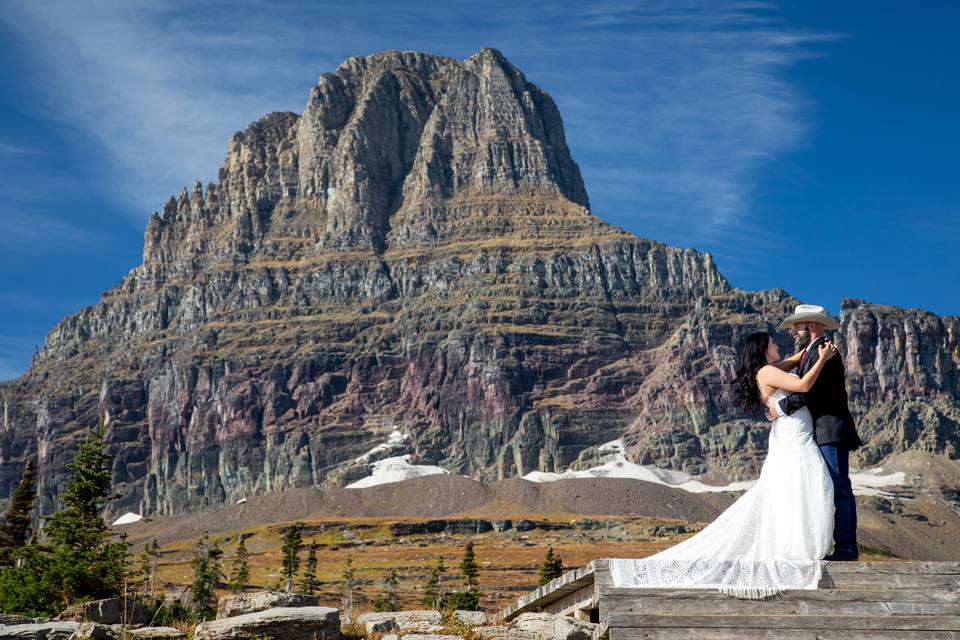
[610,383,834,599]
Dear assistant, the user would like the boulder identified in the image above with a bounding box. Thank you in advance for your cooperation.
[513,613,596,640]
[0,622,80,640]
[68,622,116,640]
[126,628,186,640]
[56,599,148,625]
[216,591,320,619]
[395,635,463,640]
[358,611,444,634]
[472,627,534,640]
[193,606,339,640]
[453,610,487,626]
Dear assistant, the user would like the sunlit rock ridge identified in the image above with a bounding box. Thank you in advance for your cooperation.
[1,49,957,518]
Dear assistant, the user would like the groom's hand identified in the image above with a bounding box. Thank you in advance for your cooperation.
[765,398,779,421]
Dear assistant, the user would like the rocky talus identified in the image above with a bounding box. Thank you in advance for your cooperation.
[0,49,956,519]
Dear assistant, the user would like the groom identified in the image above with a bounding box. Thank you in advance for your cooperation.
[771,304,864,561]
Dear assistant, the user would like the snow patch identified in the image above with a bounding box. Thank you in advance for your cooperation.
[522,440,755,493]
[355,429,409,462]
[346,454,449,489]
[850,468,908,497]
[111,512,142,525]
[522,440,908,496]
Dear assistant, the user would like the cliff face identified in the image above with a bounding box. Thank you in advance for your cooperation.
[0,49,957,518]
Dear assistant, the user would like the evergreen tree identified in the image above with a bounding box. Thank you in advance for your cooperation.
[44,424,115,550]
[421,555,445,609]
[298,541,319,594]
[190,534,223,621]
[228,535,250,593]
[0,459,38,562]
[342,558,355,612]
[444,542,480,611]
[459,541,479,590]
[537,546,564,586]
[0,421,129,616]
[373,568,399,612]
[281,522,303,592]
[145,538,161,598]
[137,550,152,597]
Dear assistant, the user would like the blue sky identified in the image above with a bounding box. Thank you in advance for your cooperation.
[1,1,957,380]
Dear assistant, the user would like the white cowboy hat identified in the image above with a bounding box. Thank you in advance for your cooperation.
[778,304,840,330]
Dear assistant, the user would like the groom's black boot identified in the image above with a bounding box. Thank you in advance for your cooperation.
[823,551,859,561]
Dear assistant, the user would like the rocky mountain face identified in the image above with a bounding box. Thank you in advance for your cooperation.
[1,49,957,518]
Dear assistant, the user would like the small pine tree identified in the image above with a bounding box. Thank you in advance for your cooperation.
[145,538,161,597]
[421,555,445,609]
[190,534,223,621]
[538,546,564,586]
[459,541,479,590]
[342,558,355,613]
[228,535,250,592]
[281,522,303,592]
[444,541,480,611]
[298,541,320,594]
[373,568,399,612]
[0,459,38,562]
[137,550,152,597]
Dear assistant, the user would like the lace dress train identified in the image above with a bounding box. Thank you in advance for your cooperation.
[610,386,834,598]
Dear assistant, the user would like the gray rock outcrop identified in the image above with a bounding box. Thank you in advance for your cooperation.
[126,628,186,640]
[0,622,79,640]
[193,606,339,640]
[358,610,445,634]
[56,599,148,625]
[453,610,488,626]
[512,613,596,640]
[216,591,319,619]
[68,622,114,640]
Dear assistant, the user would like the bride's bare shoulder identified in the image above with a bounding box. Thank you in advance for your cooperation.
[755,364,784,383]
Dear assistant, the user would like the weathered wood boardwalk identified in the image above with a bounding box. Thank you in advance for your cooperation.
[499,559,960,639]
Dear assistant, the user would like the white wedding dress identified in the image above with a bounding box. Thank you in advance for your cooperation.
[610,381,835,598]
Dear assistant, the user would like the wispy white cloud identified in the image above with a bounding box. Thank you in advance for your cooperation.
[0,335,36,381]
[2,0,834,245]
[0,209,105,250]
[0,140,45,155]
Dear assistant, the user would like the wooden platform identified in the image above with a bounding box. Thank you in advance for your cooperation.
[499,559,960,639]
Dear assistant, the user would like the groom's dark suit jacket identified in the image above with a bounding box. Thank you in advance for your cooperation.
[779,335,863,450]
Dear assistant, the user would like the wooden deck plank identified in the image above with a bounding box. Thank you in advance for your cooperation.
[823,562,960,574]
[606,613,960,631]
[820,573,960,589]
[601,597,960,616]
[598,587,960,603]
[609,629,960,639]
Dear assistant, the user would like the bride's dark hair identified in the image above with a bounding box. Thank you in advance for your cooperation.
[734,332,772,416]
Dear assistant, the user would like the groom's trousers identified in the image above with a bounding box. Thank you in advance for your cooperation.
[819,443,858,557]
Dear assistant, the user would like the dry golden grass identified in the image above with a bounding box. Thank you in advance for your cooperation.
[147,514,700,613]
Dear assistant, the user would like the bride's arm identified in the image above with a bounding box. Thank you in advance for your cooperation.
[758,342,836,393]
[769,350,803,372]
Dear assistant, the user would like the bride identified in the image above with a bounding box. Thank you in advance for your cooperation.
[611,332,837,598]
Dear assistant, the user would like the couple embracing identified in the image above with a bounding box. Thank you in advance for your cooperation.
[612,304,863,599]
